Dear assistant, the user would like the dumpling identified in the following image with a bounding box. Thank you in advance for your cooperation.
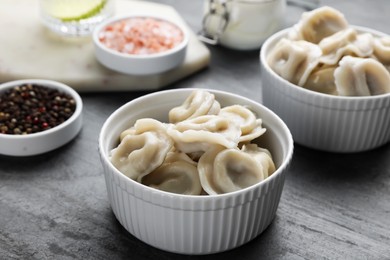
[110,132,173,181]
[169,89,221,123]
[119,126,135,141]
[241,144,276,178]
[141,151,202,195]
[334,56,390,96]
[319,28,374,65]
[353,33,375,57]
[219,105,266,143]
[267,38,322,86]
[119,118,170,141]
[198,144,274,195]
[133,118,170,134]
[167,115,241,153]
[373,36,390,65]
[288,6,348,44]
[303,65,338,95]
[319,28,358,55]
[110,118,173,181]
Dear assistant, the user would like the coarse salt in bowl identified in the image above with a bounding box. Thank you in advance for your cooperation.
[260,25,390,153]
[98,88,293,255]
[93,14,189,75]
[0,79,83,157]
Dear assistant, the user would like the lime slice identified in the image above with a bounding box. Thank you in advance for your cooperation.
[41,0,107,22]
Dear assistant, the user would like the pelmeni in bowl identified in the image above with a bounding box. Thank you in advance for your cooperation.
[99,88,293,254]
[260,6,390,152]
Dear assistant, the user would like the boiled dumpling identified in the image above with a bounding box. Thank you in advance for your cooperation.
[334,56,390,96]
[133,118,170,134]
[288,6,348,44]
[303,65,338,95]
[267,38,322,86]
[219,105,266,143]
[354,33,375,57]
[373,36,390,65]
[167,115,241,153]
[119,126,135,141]
[198,144,274,195]
[141,151,202,195]
[241,144,276,178]
[110,118,173,181]
[169,89,221,123]
[119,118,170,141]
[319,28,374,65]
[319,28,358,56]
[110,132,173,181]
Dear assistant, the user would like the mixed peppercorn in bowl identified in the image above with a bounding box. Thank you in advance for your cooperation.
[0,79,83,156]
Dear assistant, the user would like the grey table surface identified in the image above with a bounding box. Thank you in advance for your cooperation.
[1,0,390,259]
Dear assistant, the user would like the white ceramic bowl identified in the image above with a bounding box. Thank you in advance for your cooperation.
[0,79,83,156]
[93,14,189,75]
[260,26,390,153]
[98,88,293,255]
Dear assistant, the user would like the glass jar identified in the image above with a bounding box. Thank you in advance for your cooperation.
[199,0,286,50]
[40,0,115,36]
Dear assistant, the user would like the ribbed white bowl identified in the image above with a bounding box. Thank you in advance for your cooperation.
[99,88,293,255]
[260,26,390,153]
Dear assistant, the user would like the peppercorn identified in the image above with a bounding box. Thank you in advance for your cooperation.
[0,84,76,135]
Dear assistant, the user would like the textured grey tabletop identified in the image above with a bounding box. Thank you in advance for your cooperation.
[1,0,390,259]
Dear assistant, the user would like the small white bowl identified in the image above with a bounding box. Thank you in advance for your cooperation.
[98,88,293,255]
[0,79,83,156]
[93,14,189,75]
[260,26,390,153]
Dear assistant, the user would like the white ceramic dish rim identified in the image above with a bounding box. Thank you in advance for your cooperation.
[93,14,189,60]
[0,79,83,141]
[99,88,294,209]
[260,25,390,109]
